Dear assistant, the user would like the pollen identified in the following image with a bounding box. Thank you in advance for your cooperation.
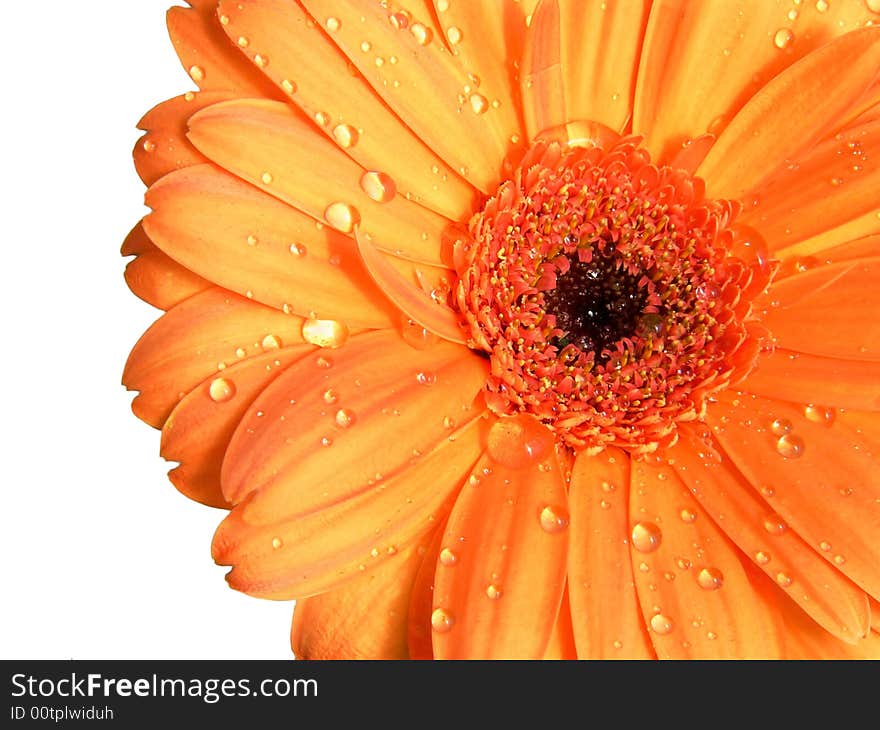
[455,132,774,453]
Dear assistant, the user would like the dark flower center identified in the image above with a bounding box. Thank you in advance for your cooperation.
[543,253,649,359]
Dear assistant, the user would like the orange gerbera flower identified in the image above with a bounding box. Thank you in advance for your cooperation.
[122,0,880,659]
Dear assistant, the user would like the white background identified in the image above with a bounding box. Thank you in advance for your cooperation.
[1,1,294,658]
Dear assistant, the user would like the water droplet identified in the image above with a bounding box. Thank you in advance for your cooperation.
[302,318,350,348]
[431,608,455,632]
[775,572,793,588]
[289,242,307,257]
[323,201,359,232]
[332,124,359,148]
[253,54,268,68]
[410,22,433,45]
[755,551,771,565]
[833,554,846,566]
[650,614,674,635]
[816,0,829,11]
[335,408,356,429]
[446,26,462,44]
[261,171,273,185]
[316,355,333,369]
[469,93,488,114]
[770,418,792,436]
[773,28,794,49]
[486,584,503,600]
[314,111,331,127]
[325,17,341,32]
[402,318,440,349]
[819,540,832,552]
[439,548,457,566]
[235,347,247,358]
[775,433,804,458]
[680,509,697,523]
[437,0,450,11]
[281,79,296,94]
[360,40,372,53]
[271,537,283,550]
[631,522,662,553]
[189,65,205,82]
[539,506,570,534]
[486,415,553,469]
[389,11,410,29]
[237,36,249,48]
[322,388,339,405]
[676,557,692,570]
[804,404,835,426]
[697,567,724,590]
[763,514,787,535]
[142,138,157,153]
[261,334,281,350]
[208,377,236,403]
[868,0,880,13]
[360,171,397,202]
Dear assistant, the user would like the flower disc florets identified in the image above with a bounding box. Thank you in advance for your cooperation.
[456,133,772,453]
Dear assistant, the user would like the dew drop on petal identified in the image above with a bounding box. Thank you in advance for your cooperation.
[770,418,792,436]
[289,242,307,257]
[775,433,804,459]
[469,93,489,115]
[325,17,341,32]
[360,171,397,202]
[142,138,157,153]
[439,548,457,566]
[281,79,296,95]
[680,508,697,523]
[323,201,360,232]
[804,404,835,426]
[189,65,205,82]
[446,26,462,44]
[650,614,674,635]
[763,514,787,535]
[755,551,771,565]
[208,377,236,403]
[697,567,724,590]
[868,0,880,13]
[487,414,553,469]
[431,608,455,632]
[334,408,356,429]
[261,334,281,350]
[776,572,793,588]
[271,537,283,550]
[631,522,662,553]
[302,318,350,348]
[486,584,503,600]
[402,318,440,350]
[410,22,433,45]
[333,124,359,148]
[773,28,794,49]
[539,505,570,534]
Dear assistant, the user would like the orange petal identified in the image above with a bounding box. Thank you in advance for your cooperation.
[123,288,306,428]
[221,330,487,516]
[636,1,878,165]
[738,348,880,411]
[431,0,528,154]
[122,222,210,311]
[186,98,455,266]
[407,524,445,660]
[290,540,428,659]
[707,391,880,604]
[298,0,508,193]
[629,457,784,658]
[542,586,577,660]
[567,448,655,659]
[668,423,870,643]
[166,2,282,98]
[134,91,234,187]
[212,417,484,599]
[215,0,476,221]
[160,345,312,508]
[696,28,880,200]
[523,0,650,139]
[431,424,569,659]
[741,122,880,258]
[355,229,465,343]
[758,258,880,361]
[143,164,399,328]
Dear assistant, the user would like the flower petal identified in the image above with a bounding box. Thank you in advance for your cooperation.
[430,441,569,659]
[166,1,282,98]
[290,540,428,659]
[212,417,484,599]
[668,423,870,643]
[186,98,454,266]
[759,258,880,361]
[143,164,399,328]
[741,121,880,257]
[123,288,306,428]
[629,457,784,658]
[523,0,650,139]
[298,0,509,192]
[121,222,210,311]
[636,1,878,165]
[567,448,655,659]
[160,345,312,509]
[407,525,445,660]
[221,330,488,517]
[706,392,880,604]
[696,28,880,200]
[542,586,577,660]
[739,348,880,411]
[134,91,233,187]
[215,0,476,221]
[355,229,465,343]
